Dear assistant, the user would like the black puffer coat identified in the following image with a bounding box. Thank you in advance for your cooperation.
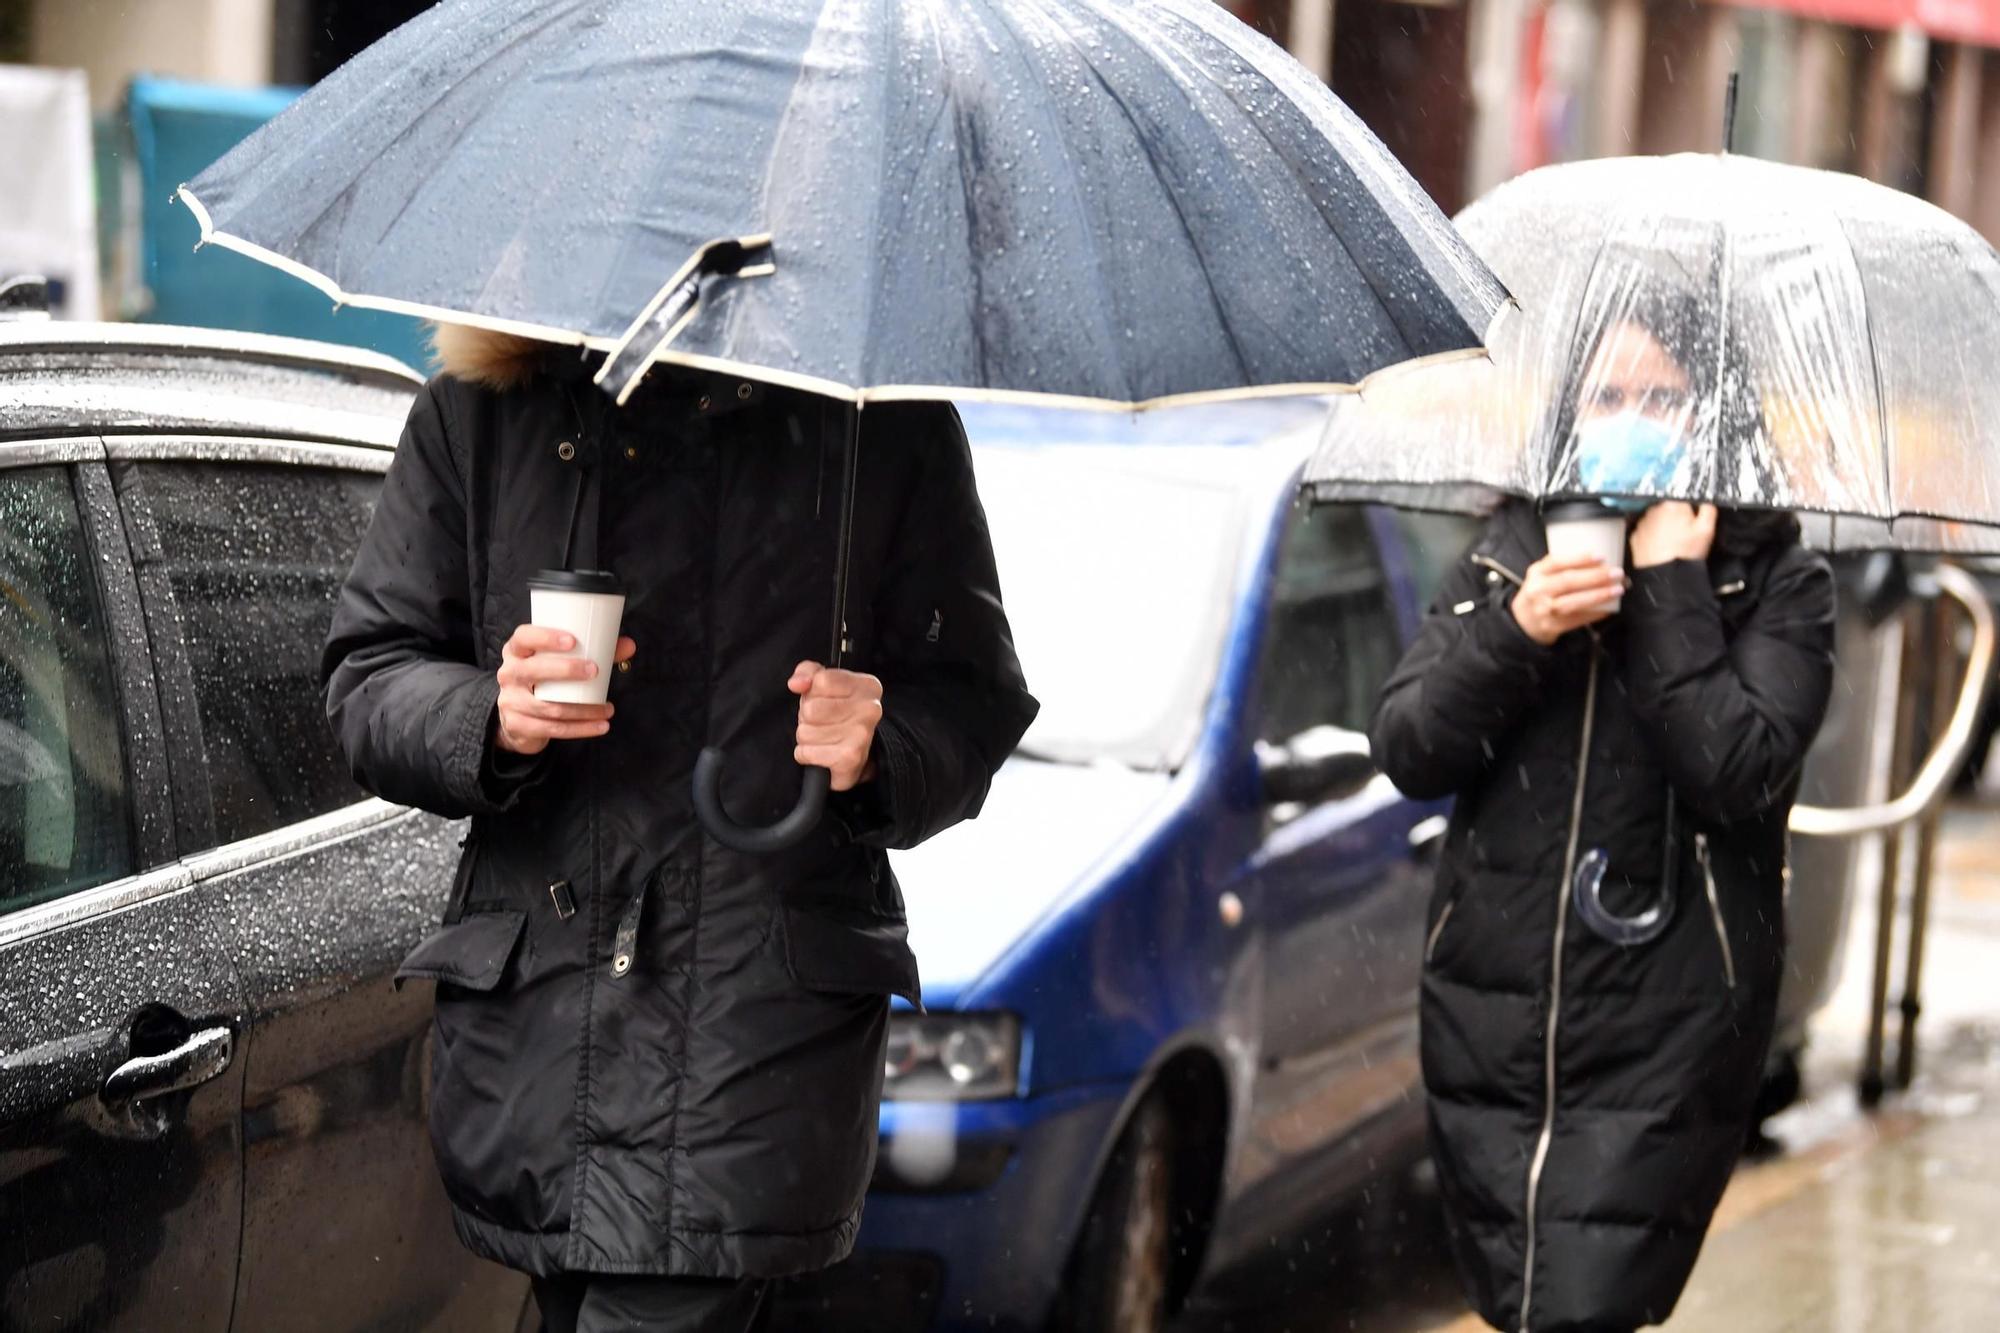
[1370,501,1835,1332]
[323,331,1035,1279]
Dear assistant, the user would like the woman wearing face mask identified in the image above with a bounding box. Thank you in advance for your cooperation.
[1369,293,1838,1333]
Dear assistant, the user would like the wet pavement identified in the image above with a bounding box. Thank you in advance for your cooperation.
[1657,1027,2000,1330]
[1181,798,2000,1333]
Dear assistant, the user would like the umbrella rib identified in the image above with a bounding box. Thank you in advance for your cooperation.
[369,4,587,258]
[590,2,798,356]
[936,49,995,384]
[270,1,588,271]
[854,0,898,395]
[1833,213,1897,532]
[1067,57,1251,384]
[1534,220,1626,499]
[978,0,1140,402]
[875,0,982,391]
[896,0,999,383]
[1134,0,1487,354]
[1131,31,1404,357]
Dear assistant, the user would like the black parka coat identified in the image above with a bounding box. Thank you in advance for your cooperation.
[1370,501,1835,1332]
[323,331,1035,1280]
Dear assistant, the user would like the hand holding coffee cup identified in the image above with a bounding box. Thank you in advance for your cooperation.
[496,567,635,757]
[494,625,638,756]
[1543,500,1631,605]
[526,571,627,704]
[1512,553,1630,646]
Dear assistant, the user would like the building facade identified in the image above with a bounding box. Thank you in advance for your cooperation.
[1247,0,2000,239]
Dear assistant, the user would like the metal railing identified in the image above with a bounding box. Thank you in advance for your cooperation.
[1792,564,1995,837]
[1789,562,1996,1104]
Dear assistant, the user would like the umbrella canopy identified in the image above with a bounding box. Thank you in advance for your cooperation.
[178,0,1504,410]
[1304,153,2000,552]
[179,0,1510,853]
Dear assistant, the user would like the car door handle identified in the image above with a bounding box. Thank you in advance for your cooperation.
[102,1026,234,1104]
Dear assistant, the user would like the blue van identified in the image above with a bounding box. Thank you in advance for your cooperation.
[776,410,1472,1332]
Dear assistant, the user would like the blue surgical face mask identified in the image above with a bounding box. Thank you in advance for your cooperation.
[1571,410,1684,512]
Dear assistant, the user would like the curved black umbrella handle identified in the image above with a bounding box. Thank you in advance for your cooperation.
[696,397,859,857]
[693,747,829,855]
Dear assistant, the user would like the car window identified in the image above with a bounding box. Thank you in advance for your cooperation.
[1391,509,1483,613]
[971,445,1246,770]
[1,467,134,910]
[1257,505,1401,744]
[133,462,379,849]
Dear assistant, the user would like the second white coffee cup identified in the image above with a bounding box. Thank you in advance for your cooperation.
[527,569,627,705]
[1543,502,1628,613]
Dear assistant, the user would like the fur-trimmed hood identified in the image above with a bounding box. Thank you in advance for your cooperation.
[429,323,555,391]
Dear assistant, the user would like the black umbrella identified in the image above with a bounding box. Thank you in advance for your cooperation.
[180,0,1506,850]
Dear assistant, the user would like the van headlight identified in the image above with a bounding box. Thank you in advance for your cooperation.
[883,1013,1021,1100]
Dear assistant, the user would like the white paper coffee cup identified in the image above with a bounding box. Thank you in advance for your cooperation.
[527,570,626,705]
[1544,503,1627,612]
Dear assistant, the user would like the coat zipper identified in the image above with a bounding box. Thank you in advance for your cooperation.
[1471,553,1525,588]
[1697,834,1737,990]
[1425,900,1457,963]
[1518,646,1599,1332]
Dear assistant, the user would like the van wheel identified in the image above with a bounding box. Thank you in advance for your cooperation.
[1048,1093,1174,1333]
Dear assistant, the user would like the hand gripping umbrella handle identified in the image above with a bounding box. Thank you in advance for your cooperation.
[692,400,861,856]
[693,747,829,855]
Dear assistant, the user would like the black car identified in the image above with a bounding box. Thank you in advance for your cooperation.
[0,320,530,1331]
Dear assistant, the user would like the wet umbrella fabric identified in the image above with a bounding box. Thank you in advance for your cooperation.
[178,0,1504,410]
[1304,153,2000,552]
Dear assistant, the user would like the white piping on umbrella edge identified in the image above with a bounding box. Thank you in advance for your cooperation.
[174,184,1506,411]
[177,183,608,353]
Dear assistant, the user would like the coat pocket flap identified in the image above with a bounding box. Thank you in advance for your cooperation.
[394,910,527,992]
[781,900,922,1008]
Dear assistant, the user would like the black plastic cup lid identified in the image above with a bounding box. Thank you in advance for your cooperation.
[1544,500,1620,523]
[528,568,625,594]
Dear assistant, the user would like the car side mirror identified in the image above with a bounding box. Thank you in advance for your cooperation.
[1256,725,1378,808]
[1848,551,1910,629]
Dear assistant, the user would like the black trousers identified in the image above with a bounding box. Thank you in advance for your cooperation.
[531,1274,771,1333]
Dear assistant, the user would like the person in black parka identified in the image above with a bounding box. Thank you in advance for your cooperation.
[1370,308,1837,1332]
[323,326,1036,1331]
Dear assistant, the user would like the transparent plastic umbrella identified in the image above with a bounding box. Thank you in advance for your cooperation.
[1305,153,2000,553]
